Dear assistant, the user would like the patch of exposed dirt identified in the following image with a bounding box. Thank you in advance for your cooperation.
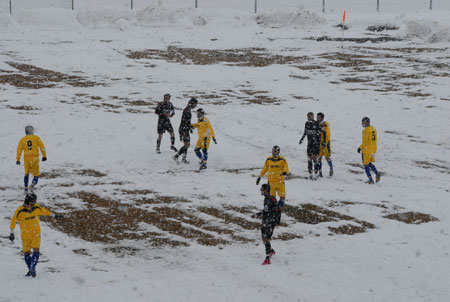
[328,224,366,235]
[414,160,450,174]
[198,206,260,230]
[7,105,40,111]
[367,25,399,32]
[0,62,100,89]
[127,46,306,67]
[221,167,260,174]
[312,36,402,43]
[384,212,438,224]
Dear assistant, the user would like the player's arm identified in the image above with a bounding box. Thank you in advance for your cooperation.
[169,104,175,117]
[191,122,200,128]
[325,124,331,144]
[299,123,308,144]
[207,120,216,141]
[283,159,289,175]
[154,103,162,115]
[37,137,47,158]
[16,138,24,162]
[259,159,268,177]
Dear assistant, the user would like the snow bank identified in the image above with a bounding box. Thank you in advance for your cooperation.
[255,11,326,27]
[12,8,79,27]
[135,6,209,27]
[406,19,450,43]
[0,10,18,28]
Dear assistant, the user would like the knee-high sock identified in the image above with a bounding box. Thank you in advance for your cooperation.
[313,160,319,173]
[264,242,272,256]
[156,139,161,149]
[369,163,378,175]
[31,252,40,271]
[364,165,373,181]
[308,160,312,173]
[24,254,32,270]
[202,150,208,161]
[328,159,333,171]
[177,146,187,157]
[170,136,175,146]
[318,160,322,172]
[24,175,29,188]
[32,176,38,186]
[195,148,202,160]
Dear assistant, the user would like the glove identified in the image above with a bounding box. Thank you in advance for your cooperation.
[213,138,217,144]
[357,147,361,153]
[278,199,285,208]
[256,177,261,185]
[9,233,14,242]
[281,172,287,176]
[42,157,47,162]
[16,161,20,165]
[299,139,303,145]
[321,142,326,148]
[54,214,64,220]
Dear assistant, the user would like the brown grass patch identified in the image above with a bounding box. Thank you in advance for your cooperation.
[414,160,450,174]
[7,105,39,111]
[384,212,438,224]
[198,206,260,230]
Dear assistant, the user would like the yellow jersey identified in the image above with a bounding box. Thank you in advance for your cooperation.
[10,204,52,239]
[259,156,289,183]
[360,125,377,155]
[17,135,46,161]
[192,117,215,140]
[320,121,330,144]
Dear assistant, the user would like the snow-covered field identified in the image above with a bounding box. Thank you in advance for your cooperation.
[1,1,450,301]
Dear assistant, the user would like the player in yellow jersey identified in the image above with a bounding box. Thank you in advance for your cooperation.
[191,108,217,170]
[317,112,333,177]
[9,193,63,277]
[357,117,381,184]
[16,125,47,193]
[256,146,289,224]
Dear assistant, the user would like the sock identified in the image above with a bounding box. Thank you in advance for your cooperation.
[170,136,175,146]
[369,163,378,175]
[32,176,39,186]
[177,146,187,157]
[156,139,161,149]
[308,160,312,173]
[318,160,322,172]
[24,254,32,270]
[264,242,272,256]
[24,175,29,188]
[328,160,333,171]
[182,147,188,160]
[313,160,319,173]
[31,252,40,271]
[195,148,202,160]
[364,166,373,181]
[202,150,208,161]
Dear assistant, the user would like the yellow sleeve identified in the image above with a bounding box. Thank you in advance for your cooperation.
[325,123,330,143]
[360,128,367,149]
[37,137,46,157]
[36,205,52,217]
[259,159,269,177]
[10,207,21,230]
[283,159,289,174]
[207,119,215,138]
[191,122,200,128]
[16,137,25,161]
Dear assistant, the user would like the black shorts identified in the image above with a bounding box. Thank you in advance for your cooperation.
[261,222,276,239]
[179,130,190,142]
[307,144,320,156]
[157,119,174,135]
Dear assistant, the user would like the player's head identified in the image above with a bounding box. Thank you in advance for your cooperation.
[25,125,34,135]
[197,108,205,118]
[317,112,324,122]
[24,193,37,208]
[163,93,171,101]
[260,183,271,196]
[307,112,314,121]
[272,145,280,157]
[362,117,370,127]
[189,98,198,108]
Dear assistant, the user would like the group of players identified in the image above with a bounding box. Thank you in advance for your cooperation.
[10,94,381,271]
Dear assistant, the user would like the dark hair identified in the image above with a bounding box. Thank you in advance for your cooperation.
[189,98,198,105]
[362,117,370,123]
[261,183,271,193]
[24,193,37,205]
[317,112,324,119]
[197,108,205,115]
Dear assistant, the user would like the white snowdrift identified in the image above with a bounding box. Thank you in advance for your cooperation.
[255,11,326,27]
[406,19,450,43]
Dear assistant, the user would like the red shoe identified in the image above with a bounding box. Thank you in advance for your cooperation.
[262,258,271,265]
[269,249,276,257]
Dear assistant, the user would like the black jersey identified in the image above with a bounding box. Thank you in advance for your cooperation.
[256,195,279,225]
[155,101,175,121]
[301,120,321,146]
[179,106,193,132]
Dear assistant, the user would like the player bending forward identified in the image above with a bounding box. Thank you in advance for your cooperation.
[252,184,279,265]
[9,193,63,277]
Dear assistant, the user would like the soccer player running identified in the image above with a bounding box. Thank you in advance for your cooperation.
[299,112,321,180]
[9,193,64,277]
[173,98,198,163]
[252,184,279,265]
[191,108,217,170]
[155,93,177,154]
[317,112,333,177]
[256,145,289,224]
[16,125,47,193]
[358,117,381,184]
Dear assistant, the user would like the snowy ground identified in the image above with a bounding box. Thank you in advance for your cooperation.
[1,2,450,302]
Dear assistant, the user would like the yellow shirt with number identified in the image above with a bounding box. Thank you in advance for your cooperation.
[16,135,46,161]
[360,125,377,155]
[259,156,289,183]
[10,204,52,239]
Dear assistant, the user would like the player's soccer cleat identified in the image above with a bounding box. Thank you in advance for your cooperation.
[25,271,32,277]
[365,179,374,184]
[172,155,179,164]
[199,163,207,170]
[181,158,189,164]
[269,249,276,257]
[156,148,161,154]
[262,258,271,265]
[24,187,29,193]
[309,173,315,180]
[29,184,34,192]
[329,170,333,176]
[30,269,36,278]
[319,172,323,178]
[376,173,381,183]
[171,145,178,152]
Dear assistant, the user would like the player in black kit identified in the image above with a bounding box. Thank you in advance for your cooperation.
[252,184,279,265]
[155,93,177,154]
[173,98,198,163]
[299,112,322,179]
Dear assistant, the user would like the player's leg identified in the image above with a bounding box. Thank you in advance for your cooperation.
[326,143,333,176]
[24,160,31,192]
[167,121,177,152]
[261,224,274,265]
[22,239,32,275]
[30,159,39,191]
[317,154,323,177]
[368,155,380,182]
[362,153,374,183]
[29,237,41,277]
[194,138,203,161]
[156,120,164,153]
